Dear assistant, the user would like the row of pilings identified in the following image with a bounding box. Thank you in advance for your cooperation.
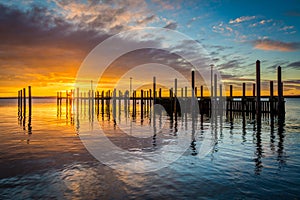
[57,60,285,123]
[17,86,32,133]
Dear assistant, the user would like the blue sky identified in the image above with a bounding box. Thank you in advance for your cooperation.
[0,0,299,96]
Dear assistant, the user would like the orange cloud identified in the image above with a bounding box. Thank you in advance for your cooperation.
[253,39,300,52]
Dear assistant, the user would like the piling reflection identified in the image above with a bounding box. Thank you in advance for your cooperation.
[54,90,287,174]
[277,117,286,168]
[254,123,263,175]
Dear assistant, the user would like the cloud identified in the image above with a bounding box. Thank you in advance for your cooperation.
[212,22,234,36]
[229,16,256,24]
[266,61,289,71]
[250,19,273,27]
[0,3,110,51]
[253,39,300,52]
[164,22,177,30]
[53,0,157,32]
[186,15,208,27]
[137,15,157,25]
[217,59,244,70]
[287,61,300,70]
[151,0,177,10]
[280,25,294,31]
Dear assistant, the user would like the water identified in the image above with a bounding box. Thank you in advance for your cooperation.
[0,98,300,199]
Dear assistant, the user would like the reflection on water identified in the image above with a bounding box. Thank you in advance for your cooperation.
[0,98,299,199]
[56,96,288,175]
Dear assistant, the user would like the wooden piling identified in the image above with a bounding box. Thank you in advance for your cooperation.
[242,83,246,112]
[18,90,20,116]
[174,78,177,114]
[256,60,261,118]
[270,81,274,117]
[200,85,203,98]
[28,86,32,117]
[23,88,26,117]
[159,88,162,98]
[230,85,233,121]
[277,66,284,117]
[153,76,156,104]
[192,70,195,97]
[214,74,217,98]
[141,89,144,120]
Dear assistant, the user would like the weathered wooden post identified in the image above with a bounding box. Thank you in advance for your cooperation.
[113,89,116,120]
[174,78,177,114]
[57,92,59,106]
[18,90,20,116]
[59,91,62,107]
[101,90,104,107]
[23,88,26,117]
[20,90,22,117]
[242,83,246,112]
[149,89,152,108]
[200,85,203,98]
[230,85,233,121]
[146,90,149,112]
[256,60,261,121]
[159,88,162,99]
[153,76,156,105]
[28,87,32,134]
[214,74,217,116]
[214,74,217,97]
[219,84,223,115]
[277,66,284,118]
[270,81,274,118]
[251,83,256,119]
[185,86,187,113]
[192,71,195,96]
[28,86,32,117]
[191,71,195,115]
[119,90,122,118]
[211,65,213,98]
[141,89,144,120]
[66,90,69,116]
[132,90,135,116]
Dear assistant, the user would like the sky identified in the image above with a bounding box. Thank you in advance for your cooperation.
[0,0,300,97]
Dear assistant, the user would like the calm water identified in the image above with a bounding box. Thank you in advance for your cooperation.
[0,98,300,199]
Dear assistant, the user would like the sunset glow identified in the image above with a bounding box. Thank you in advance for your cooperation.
[0,1,299,97]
